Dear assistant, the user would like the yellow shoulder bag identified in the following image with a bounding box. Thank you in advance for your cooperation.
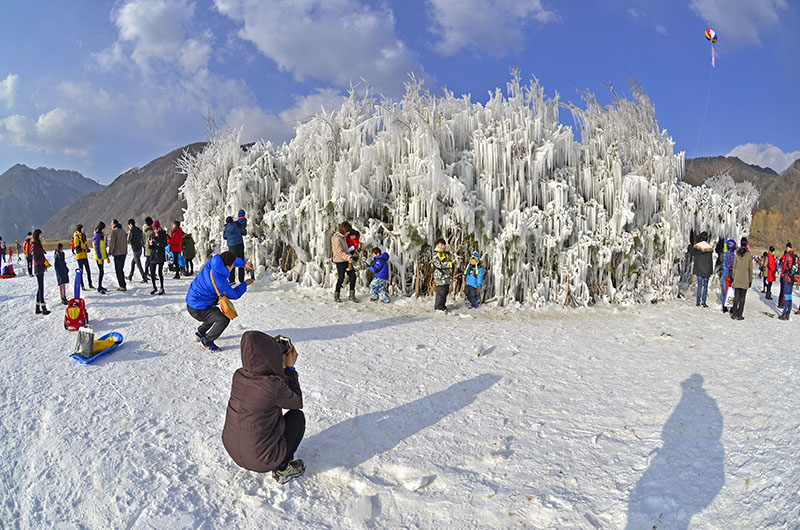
[210,269,238,320]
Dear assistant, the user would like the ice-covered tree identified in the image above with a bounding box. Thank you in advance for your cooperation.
[179,73,757,307]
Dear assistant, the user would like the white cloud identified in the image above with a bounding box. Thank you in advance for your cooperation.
[427,0,558,57]
[655,24,668,36]
[227,88,345,144]
[0,74,19,108]
[94,0,211,74]
[728,143,800,173]
[0,108,96,157]
[689,0,789,45]
[213,0,428,94]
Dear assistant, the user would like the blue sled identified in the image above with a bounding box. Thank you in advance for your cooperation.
[70,332,124,364]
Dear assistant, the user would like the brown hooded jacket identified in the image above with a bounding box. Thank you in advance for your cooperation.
[221,331,303,472]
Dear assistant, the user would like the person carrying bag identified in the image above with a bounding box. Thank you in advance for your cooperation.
[185,250,254,352]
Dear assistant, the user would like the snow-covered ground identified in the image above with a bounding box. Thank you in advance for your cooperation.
[1,252,798,529]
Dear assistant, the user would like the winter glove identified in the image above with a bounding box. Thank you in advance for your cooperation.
[351,255,359,262]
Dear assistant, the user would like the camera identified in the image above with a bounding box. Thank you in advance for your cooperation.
[275,335,292,355]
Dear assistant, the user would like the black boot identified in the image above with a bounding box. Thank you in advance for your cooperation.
[41,305,50,316]
[35,303,41,314]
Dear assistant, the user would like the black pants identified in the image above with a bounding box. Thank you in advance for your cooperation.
[143,254,151,281]
[35,272,45,307]
[185,258,194,274]
[778,279,785,307]
[335,261,355,293]
[128,249,146,280]
[465,285,478,307]
[731,288,747,318]
[278,409,306,470]
[435,284,450,310]
[766,281,773,298]
[26,256,32,276]
[187,304,230,343]
[150,262,164,290]
[77,258,93,287]
[228,244,245,283]
[114,255,127,289]
[96,261,105,289]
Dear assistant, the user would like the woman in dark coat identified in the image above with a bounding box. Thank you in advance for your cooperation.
[148,220,168,295]
[31,229,50,315]
[222,331,305,484]
[54,242,70,304]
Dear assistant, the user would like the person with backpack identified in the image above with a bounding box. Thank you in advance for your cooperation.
[167,220,184,280]
[142,217,154,283]
[186,251,254,351]
[23,233,33,277]
[73,224,94,290]
[148,220,168,295]
[31,229,50,315]
[222,331,305,484]
[108,219,128,292]
[54,242,70,305]
[182,232,196,275]
[729,237,752,321]
[778,243,796,320]
[126,219,146,282]
[223,214,247,284]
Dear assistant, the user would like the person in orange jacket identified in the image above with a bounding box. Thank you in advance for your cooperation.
[22,232,33,277]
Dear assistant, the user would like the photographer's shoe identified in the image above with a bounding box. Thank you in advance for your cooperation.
[201,339,220,352]
[272,460,305,484]
[194,331,205,342]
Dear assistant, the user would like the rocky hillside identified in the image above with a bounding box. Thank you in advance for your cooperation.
[685,156,800,247]
[0,165,104,241]
[42,143,206,239]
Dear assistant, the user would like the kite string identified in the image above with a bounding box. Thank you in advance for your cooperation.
[690,65,714,165]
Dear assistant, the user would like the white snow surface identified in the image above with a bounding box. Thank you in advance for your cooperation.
[1,254,798,529]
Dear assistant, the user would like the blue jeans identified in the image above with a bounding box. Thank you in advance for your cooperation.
[696,276,709,304]
[781,280,793,316]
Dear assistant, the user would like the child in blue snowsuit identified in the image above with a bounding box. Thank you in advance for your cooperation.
[720,239,735,313]
[367,248,390,303]
[463,251,484,308]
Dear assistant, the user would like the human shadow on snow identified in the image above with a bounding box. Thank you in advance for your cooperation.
[303,373,501,476]
[269,316,427,343]
[626,373,724,530]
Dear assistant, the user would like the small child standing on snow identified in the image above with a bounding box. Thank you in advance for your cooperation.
[463,251,484,308]
[431,238,454,311]
[54,243,70,305]
[367,248,390,303]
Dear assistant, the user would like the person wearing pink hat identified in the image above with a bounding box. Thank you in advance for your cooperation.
[148,220,168,295]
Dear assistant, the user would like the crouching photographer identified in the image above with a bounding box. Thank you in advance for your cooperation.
[222,331,306,484]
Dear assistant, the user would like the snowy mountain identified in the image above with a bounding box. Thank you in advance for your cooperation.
[180,74,758,307]
[0,164,104,242]
[42,143,206,239]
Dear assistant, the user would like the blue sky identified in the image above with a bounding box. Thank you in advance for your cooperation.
[1,0,798,184]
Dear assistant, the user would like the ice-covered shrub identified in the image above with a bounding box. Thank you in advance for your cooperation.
[180,73,757,306]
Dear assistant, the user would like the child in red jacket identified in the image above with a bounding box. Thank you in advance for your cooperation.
[345,228,360,272]
[167,221,184,280]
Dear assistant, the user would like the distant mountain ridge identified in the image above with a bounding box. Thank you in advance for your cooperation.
[0,164,104,241]
[42,142,206,239]
[685,155,800,247]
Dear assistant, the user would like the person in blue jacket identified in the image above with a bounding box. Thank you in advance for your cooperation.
[186,250,254,351]
[367,248,390,303]
[720,239,735,313]
[463,251,485,308]
[223,213,247,284]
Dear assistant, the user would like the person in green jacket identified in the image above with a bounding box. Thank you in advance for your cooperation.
[182,232,196,275]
